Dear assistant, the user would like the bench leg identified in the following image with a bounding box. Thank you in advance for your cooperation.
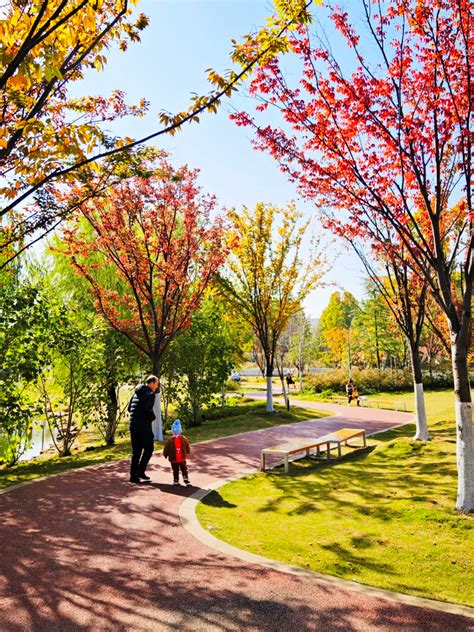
[338,443,342,458]
[326,442,330,460]
[363,433,367,447]
[261,452,265,472]
[284,454,289,474]
[317,445,320,457]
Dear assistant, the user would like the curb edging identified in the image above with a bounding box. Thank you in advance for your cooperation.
[179,470,474,621]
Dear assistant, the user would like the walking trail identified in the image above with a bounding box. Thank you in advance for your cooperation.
[0,399,473,631]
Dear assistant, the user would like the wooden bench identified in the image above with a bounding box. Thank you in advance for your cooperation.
[326,428,367,453]
[359,398,407,411]
[261,436,342,473]
[330,395,348,405]
[261,428,367,473]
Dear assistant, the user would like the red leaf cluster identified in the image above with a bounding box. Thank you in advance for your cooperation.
[61,160,229,370]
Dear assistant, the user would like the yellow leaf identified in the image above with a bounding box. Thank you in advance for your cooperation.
[8,74,27,90]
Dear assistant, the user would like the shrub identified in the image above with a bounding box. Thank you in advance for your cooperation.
[225,380,240,392]
[319,389,336,400]
[303,368,454,395]
[200,402,268,422]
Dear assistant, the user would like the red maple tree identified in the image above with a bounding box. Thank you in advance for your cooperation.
[61,159,230,376]
[233,0,473,511]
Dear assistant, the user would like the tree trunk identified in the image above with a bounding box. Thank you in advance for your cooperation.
[374,311,381,370]
[266,362,274,412]
[279,373,289,410]
[451,337,474,512]
[409,344,430,441]
[152,391,163,441]
[105,384,118,445]
[347,328,352,378]
[221,382,226,408]
[151,358,164,441]
[298,337,303,391]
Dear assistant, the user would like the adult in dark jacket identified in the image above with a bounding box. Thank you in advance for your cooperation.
[128,375,160,483]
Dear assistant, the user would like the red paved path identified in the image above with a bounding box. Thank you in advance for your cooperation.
[0,401,472,631]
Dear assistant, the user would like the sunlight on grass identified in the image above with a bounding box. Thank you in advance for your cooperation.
[186,404,326,443]
[197,390,474,607]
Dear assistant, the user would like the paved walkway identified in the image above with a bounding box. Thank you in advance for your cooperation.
[0,401,473,631]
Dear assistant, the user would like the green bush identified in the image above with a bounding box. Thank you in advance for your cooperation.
[304,368,453,395]
[225,380,241,392]
[319,388,336,400]
[198,401,269,422]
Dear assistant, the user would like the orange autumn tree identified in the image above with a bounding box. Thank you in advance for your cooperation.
[350,238,430,441]
[61,158,230,439]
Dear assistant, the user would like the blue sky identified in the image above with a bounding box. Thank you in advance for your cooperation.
[71,0,366,317]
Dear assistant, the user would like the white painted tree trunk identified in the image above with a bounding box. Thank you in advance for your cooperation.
[152,391,163,441]
[266,375,274,412]
[455,401,474,512]
[413,383,429,441]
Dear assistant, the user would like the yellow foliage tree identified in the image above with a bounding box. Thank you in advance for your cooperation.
[0,0,320,266]
[220,202,324,411]
[0,0,149,257]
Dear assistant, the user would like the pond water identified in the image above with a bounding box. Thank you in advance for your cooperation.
[0,422,55,463]
[20,422,54,461]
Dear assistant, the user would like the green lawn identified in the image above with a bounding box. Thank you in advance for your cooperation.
[186,403,325,443]
[0,403,326,490]
[197,389,474,607]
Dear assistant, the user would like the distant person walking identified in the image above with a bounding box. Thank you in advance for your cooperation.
[286,373,296,389]
[346,378,355,405]
[128,375,160,484]
[163,419,191,486]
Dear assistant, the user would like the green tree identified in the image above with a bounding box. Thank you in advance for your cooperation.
[37,300,103,457]
[352,289,405,370]
[45,241,141,445]
[162,298,244,427]
[0,282,51,464]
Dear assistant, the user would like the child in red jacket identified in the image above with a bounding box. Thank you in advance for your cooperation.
[163,419,191,486]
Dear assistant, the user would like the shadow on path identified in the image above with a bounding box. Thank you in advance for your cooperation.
[0,408,472,631]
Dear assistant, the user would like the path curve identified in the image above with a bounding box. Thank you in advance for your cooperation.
[0,401,473,631]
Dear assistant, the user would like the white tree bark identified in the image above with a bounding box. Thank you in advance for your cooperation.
[266,375,274,412]
[413,383,429,441]
[152,391,163,441]
[455,401,474,512]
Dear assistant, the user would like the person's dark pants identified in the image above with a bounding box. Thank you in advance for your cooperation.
[130,426,154,479]
[171,461,189,482]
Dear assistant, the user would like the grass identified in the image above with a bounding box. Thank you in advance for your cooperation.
[0,402,326,490]
[197,389,474,607]
[186,403,325,443]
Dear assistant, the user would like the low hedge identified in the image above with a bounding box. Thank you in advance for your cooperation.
[200,399,265,422]
[303,368,454,395]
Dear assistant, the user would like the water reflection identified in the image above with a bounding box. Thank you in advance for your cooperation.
[20,422,54,461]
